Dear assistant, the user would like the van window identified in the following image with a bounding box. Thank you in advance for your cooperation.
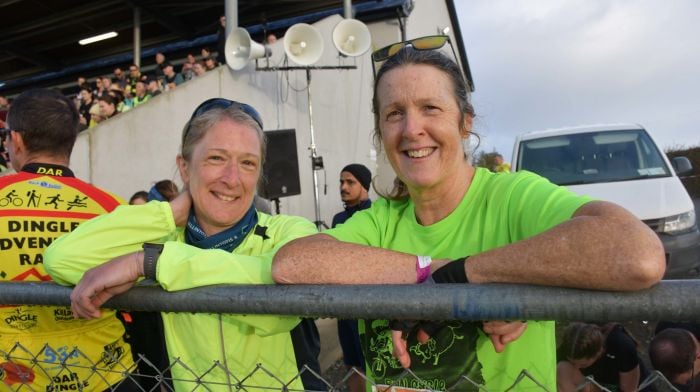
[517,129,670,185]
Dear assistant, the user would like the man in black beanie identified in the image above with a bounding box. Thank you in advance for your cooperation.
[331,163,372,392]
[332,163,372,227]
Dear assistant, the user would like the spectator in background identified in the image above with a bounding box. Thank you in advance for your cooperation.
[266,33,278,44]
[181,62,194,81]
[129,191,148,205]
[201,47,212,59]
[98,95,118,120]
[88,101,104,127]
[76,76,87,88]
[650,322,700,391]
[492,153,511,172]
[110,85,132,112]
[132,81,151,107]
[331,163,372,392]
[102,76,113,94]
[94,77,107,98]
[78,86,96,127]
[557,322,649,392]
[154,52,167,82]
[162,63,184,90]
[113,67,127,89]
[148,179,179,202]
[186,53,197,66]
[204,56,217,71]
[127,64,142,92]
[193,62,207,78]
[146,77,162,97]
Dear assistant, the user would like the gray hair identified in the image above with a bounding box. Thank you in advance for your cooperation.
[180,106,267,168]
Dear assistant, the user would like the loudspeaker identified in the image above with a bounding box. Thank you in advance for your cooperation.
[259,129,301,199]
[332,19,371,57]
[283,23,324,65]
[225,27,271,71]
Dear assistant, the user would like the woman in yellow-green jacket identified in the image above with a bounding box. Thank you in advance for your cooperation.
[45,98,317,391]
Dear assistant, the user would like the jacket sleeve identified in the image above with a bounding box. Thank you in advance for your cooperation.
[45,201,178,285]
[156,215,318,290]
[155,214,317,337]
[45,202,318,336]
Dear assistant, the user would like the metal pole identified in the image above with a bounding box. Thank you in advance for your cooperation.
[343,0,352,19]
[3,281,700,322]
[306,69,324,229]
[225,0,238,35]
[133,7,141,67]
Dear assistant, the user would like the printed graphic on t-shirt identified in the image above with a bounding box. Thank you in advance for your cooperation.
[362,320,484,391]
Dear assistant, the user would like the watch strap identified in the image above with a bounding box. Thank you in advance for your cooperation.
[142,243,164,280]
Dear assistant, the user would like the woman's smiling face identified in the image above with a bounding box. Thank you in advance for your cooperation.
[376,63,471,193]
[178,117,261,235]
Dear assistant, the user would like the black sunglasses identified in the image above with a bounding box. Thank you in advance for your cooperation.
[182,98,264,143]
[371,35,457,77]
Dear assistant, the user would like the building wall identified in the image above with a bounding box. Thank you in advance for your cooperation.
[71,0,459,224]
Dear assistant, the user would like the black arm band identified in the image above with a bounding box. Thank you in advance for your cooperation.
[142,243,164,280]
[431,257,469,283]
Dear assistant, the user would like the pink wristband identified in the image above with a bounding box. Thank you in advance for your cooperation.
[416,255,432,283]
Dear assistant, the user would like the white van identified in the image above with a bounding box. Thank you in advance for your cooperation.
[512,123,700,279]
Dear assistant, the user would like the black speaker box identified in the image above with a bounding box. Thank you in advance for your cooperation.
[259,129,301,199]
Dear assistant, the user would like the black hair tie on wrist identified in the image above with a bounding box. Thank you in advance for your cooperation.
[431,257,469,283]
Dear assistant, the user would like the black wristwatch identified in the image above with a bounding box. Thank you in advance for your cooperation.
[142,243,164,280]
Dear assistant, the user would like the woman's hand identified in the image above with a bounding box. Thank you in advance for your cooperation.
[482,321,527,353]
[70,251,144,319]
[170,187,192,227]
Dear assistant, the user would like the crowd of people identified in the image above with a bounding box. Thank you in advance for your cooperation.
[73,48,220,130]
[0,33,693,392]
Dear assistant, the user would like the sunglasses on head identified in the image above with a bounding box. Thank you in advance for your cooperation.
[371,35,456,76]
[182,98,264,143]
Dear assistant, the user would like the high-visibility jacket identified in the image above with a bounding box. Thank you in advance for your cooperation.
[0,163,134,391]
[45,200,317,391]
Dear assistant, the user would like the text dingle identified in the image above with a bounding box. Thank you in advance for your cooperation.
[8,220,80,233]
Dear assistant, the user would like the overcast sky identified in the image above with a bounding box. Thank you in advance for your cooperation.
[455,0,700,160]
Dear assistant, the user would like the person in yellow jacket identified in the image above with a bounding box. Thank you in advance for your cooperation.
[44,98,317,391]
[0,89,136,391]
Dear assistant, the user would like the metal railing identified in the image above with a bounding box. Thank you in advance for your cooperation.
[2,280,699,321]
[1,280,698,391]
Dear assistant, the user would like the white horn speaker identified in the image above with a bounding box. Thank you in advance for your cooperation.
[225,27,271,71]
[283,23,324,65]
[332,19,371,57]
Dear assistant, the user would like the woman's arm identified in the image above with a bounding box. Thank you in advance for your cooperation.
[273,201,665,291]
[44,201,178,285]
[272,233,451,284]
[467,200,665,291]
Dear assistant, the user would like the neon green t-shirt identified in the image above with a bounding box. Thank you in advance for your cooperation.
[327,168,591,391]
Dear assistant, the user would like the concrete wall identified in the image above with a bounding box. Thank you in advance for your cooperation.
[71,0,459,224]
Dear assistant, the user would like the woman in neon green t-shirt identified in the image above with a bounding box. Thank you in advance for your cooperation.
[272,37,665,391]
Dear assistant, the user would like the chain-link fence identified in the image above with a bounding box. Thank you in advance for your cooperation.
[0,343,689,392]
[1,281,699,391]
